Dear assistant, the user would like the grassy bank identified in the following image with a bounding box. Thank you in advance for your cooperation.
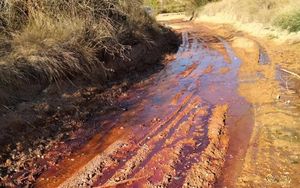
[196,0,300,42]
[0,0,177,106]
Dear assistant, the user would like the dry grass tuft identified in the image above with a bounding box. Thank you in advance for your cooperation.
[0,0,165,104]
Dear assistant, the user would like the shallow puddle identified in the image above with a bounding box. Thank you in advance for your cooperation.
[37,29,254,188]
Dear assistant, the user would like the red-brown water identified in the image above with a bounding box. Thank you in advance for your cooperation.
[37,30,254,188]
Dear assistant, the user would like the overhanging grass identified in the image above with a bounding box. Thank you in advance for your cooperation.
[0,0,165,104]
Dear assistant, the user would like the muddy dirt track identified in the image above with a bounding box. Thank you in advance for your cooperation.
[15,20,300,187]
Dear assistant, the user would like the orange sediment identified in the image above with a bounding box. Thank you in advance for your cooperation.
[184,105,229,187]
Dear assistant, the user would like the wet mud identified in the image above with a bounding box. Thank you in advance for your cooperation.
[201,22,300,187]
[35,24,255,188]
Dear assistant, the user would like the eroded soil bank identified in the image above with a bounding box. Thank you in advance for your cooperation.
[0,28,179,187]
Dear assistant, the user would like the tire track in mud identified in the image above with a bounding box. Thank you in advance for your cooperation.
[95,104,213,188]
[92,95,200,186]
[105,33,228,187]
[39,29,253,188]
[96,97,203,186]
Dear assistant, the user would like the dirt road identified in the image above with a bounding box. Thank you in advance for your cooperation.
[34,19,300,187]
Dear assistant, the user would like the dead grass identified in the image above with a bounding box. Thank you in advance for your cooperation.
[196,0,300,42]
[0,0,165,104]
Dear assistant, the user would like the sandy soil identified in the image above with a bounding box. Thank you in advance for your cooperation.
[196,21,300,188]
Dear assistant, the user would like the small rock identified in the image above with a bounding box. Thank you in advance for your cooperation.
[174,176,181,180]
[276,95,281,100]
[152,117,160,122]
[5,159,12,166]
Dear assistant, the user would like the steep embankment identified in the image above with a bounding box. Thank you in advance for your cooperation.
[0,0,178,107]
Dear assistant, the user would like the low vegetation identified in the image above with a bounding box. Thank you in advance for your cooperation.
[188,0,219,8]
[274,10,300,33]
[0,0,175,105]
[197,0,300,33]
[144,0,218,14]
[144,0,186,13]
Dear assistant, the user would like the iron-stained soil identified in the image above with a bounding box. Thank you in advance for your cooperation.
[1,16,300,188]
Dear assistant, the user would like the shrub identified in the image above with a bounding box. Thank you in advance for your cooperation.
[274,10,300,32]
[144,0,187,14]
[188,0,219,8]
[144,0,160,11]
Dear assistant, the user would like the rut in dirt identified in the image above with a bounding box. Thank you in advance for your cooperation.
[37,31,252,188]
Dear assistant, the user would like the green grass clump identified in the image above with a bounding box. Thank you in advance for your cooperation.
[189,0,219,8]
[274,10,300,33]
[144,0,160,11]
